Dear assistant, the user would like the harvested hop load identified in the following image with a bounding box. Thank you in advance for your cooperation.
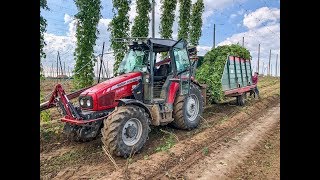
[195,44,251,102]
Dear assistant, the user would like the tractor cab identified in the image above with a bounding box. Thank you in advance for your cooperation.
[117,38,193,107]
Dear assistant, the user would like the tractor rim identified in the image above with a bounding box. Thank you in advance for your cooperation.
[122,118,143,146]
[186,94,199,122]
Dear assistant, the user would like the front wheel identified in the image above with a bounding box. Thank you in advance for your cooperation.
[101,105,150,157]
[171,83,204,130]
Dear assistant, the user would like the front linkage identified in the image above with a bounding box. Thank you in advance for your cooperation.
[46,84,111,141]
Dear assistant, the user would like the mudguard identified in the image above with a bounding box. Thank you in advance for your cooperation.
[116,99,152,118]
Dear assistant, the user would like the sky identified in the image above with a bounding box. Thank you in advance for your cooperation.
[41,0,280,77]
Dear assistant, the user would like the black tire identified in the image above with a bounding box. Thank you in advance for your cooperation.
[236,94,245,106]
[171,83,204,130]
[244,92,248,99]
[101,105,150,157]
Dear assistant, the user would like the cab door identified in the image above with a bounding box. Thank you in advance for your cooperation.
[172,39,191,95]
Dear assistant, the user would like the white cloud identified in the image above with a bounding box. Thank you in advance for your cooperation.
[230,13,237,19]
[191,7,280,76]
[42,15,113,77]
[64,14,73,24]
[67,19,78,38]
[218,22,280,75]
[243,7,280,29]
[202,0,247,22]
[197,45,212,56]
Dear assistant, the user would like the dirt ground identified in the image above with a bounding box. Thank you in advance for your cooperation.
[40,76,280,180]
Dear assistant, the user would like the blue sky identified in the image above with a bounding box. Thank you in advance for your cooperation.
[41,0,280,76]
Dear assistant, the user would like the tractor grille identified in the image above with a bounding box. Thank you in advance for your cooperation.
[99,92,115,107]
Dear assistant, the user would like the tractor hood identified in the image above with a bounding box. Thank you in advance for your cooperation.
[80,72,142,96]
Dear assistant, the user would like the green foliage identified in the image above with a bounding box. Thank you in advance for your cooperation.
[131,0,151,38]
[41,111,52,123]
[109,0,131,76]
[202,146,209,155]
[40,0,49,75]
[155,134,175,152]
[143,155,149,160]
[73,0,102,89]
[40,91,51,122]
[159,0,177,39]
[189,0,204,46]
[178,0,191,40]
[127,157,133,164]
[196,44,251,102]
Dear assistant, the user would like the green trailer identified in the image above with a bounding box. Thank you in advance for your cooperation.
[221,56,256,105]
[222,56,253,89]
[194,55,256,106]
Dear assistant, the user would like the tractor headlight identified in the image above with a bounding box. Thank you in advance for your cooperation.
[79,96,93,109]
[80,99,84,106]
[86,99,91,107]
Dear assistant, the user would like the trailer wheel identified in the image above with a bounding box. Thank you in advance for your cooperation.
[244,92,247,99]
[236,94,245,106]
[171,83,204,130]
[101,105,149,157]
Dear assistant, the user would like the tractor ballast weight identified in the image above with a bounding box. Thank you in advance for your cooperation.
[41,38,205,157]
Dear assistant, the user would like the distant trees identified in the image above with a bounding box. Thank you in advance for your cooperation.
[159,0,177,39]
[189,0,204,46]
[131,0,151,38]
[40,0,49,76]
[178,0,191,41]
[73,0,102,88]
[109,0,131,75]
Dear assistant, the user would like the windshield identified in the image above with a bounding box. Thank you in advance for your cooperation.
[173,47,190,73]
[117,49,148,74]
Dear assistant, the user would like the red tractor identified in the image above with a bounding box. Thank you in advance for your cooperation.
[41,38,204,157]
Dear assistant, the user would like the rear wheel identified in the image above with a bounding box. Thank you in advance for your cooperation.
[236,94,245,106]
[101,105,150,157]
[171,83,204,130]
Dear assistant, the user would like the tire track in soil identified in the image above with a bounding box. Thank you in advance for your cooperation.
[175,104,280,179]
[227,120,280,180]
[95,95,279,179]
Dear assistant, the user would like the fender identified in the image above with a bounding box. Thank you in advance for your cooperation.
[116,99,152,118]
[167,78,204,104]
[167,82,179,104]
[191,78,205,89]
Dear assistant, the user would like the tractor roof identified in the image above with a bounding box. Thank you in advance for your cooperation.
[123,37,186,52]
[148,38,187,52]
[148,38,177,47]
